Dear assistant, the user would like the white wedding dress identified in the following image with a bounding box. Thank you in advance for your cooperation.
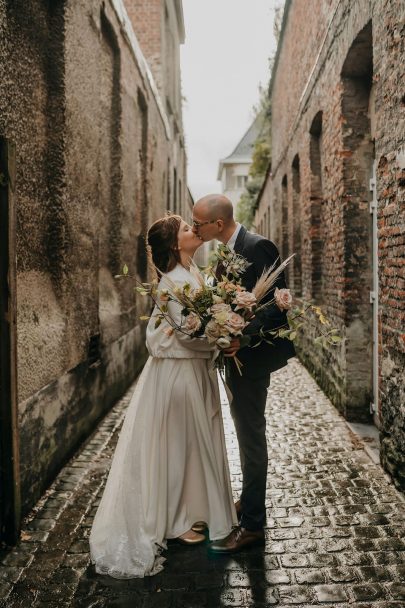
[89,264,237,578]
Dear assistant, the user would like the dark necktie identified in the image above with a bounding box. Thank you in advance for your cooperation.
[215,261,226,282]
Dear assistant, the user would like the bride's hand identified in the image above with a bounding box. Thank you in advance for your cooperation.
[222,338,240,357]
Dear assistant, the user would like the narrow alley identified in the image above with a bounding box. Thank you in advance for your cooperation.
[1,359,404,608]
[1,1,404,606]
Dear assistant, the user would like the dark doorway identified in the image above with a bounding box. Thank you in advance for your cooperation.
[281,174,288,262]
[309,111,324,303]
[341,21,374,421]
[136,89,148,281]
[291,154,302,296]
[0,137,20,545]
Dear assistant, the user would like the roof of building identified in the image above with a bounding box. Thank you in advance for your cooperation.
[268,1,292,98]
[174,0,186,44]
[217,116,263,179]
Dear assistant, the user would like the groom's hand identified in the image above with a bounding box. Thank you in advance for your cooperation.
[223,338,241,357]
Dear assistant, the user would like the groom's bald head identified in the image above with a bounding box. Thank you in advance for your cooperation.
[194,194,234,224]
[192,194,237,243]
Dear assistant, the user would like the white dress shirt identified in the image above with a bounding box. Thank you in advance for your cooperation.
[226,222,242,251]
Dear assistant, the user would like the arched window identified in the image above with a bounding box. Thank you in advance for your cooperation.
[281,175,288,262]
[309,111,324,302]
[292,155,302,296]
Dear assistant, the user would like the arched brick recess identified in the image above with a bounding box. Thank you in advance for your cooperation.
[309,111,324,303]
[292,154,302,296]
[341,21,374,420]
[281,175,289,262]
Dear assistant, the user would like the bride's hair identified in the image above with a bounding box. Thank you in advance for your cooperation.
[147,213,182,275]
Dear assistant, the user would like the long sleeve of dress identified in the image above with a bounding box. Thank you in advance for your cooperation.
[146,267,214,359]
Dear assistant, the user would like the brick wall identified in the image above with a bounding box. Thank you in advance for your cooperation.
[125,0,163,88]
[255,0,405,489]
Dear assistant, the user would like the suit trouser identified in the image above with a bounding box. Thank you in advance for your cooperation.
[226,363,271,531]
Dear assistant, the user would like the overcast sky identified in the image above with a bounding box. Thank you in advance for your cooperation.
[181,0,281,201]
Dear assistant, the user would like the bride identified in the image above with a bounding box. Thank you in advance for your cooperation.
[89,214,237,578]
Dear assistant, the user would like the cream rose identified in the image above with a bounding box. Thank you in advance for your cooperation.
[210,303,231,314]
[233,290,257,311]
[212,294,225,304]
[205,319,224,343]
[274,287,293,311]
[210,303,232,326]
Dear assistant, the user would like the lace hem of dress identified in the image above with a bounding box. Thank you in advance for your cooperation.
[91,543,166,579]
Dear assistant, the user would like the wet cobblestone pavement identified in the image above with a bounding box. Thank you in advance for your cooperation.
[1,359,405,607]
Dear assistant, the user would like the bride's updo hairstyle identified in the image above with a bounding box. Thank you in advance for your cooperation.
[147,214,182,275]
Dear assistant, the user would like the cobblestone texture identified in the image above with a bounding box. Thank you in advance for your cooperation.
[1,359,404,607]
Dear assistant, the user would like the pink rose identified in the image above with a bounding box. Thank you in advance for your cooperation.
[184,312,202,334]
[225,312,246,335]
[233,290,257,311]
[274,288,293,311]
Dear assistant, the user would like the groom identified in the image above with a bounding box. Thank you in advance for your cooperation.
[192,194,295,553]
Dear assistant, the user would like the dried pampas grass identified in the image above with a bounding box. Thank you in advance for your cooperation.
[252,254,295,304]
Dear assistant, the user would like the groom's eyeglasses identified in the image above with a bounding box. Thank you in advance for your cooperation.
[192,219,217,228]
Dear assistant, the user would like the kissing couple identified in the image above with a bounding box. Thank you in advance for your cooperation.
[89,194,295,578]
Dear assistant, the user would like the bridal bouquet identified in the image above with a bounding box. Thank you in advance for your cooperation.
[123,244,340,375]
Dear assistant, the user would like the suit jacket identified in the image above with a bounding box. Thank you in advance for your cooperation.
[233,226,296,375]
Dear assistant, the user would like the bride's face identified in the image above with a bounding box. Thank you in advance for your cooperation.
[177,220,202,255]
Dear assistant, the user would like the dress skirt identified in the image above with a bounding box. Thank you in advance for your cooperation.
[89,356,237,578]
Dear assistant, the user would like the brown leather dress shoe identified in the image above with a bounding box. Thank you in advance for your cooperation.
[209,526,265,554]
[191,521,207,534]
[176,529,205,545]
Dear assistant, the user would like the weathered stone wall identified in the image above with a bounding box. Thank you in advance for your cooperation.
[0,0,187,512]
[125,0,187,220]
[255,0,405,489]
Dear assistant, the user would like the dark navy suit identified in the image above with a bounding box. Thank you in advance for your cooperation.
[226,226,295,530]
